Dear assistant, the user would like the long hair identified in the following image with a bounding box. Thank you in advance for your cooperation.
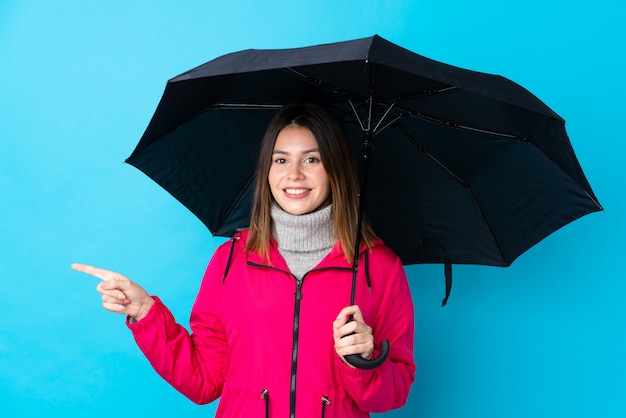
[245,103,376,262]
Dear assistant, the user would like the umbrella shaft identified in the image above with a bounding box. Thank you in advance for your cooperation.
[350,128,373,306]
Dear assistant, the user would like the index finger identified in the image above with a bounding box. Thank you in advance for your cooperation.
[71,263,120,281]
[334,306,360,328]
[336,305,361,319]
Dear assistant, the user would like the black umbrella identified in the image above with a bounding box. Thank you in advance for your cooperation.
[127,35,602,368]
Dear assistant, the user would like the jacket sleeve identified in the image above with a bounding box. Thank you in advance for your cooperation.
[127,248,229,405]
[336,254,416,412]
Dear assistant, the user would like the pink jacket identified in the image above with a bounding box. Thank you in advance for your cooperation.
[128,230,415,417]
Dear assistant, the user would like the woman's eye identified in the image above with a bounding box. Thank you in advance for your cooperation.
[305,156,320,164]
[273,158,286,164]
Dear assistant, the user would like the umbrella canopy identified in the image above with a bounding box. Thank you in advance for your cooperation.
[128,35,601,271]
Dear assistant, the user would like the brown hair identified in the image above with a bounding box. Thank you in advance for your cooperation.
[245,103,376,262]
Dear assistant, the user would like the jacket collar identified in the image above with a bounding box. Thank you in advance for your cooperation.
[235,229,371,271]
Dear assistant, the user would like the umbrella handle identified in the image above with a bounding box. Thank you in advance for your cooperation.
[344,339,390,369]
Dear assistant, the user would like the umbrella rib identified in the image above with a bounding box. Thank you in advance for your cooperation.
[284,67,358,98]
[399,109,603,211]
[374,113,404,135]
[372,101,398,133]
[394,121,510,264]
[394,123,467,186]
[396,86,459,101]
[212,103,284,110]
[399,109,522,140]
[348,99,366,131]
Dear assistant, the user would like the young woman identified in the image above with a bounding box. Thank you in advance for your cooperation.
[73,103,415,417]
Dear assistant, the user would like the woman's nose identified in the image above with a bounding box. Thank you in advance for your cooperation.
[287,164,304,180]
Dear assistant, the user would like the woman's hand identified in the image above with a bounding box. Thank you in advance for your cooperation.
[72,263,154,321]
[333,305,374,365]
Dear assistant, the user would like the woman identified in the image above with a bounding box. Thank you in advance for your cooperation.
[72,103,415,417]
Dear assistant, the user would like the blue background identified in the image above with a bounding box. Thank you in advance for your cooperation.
[1,1,624,417]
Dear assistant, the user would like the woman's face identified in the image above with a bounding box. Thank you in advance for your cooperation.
[268,124,331,215]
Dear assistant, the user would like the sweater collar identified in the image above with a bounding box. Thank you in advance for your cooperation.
[270,202,334,253]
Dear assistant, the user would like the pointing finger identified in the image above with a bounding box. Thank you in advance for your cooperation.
[71,263,125,282]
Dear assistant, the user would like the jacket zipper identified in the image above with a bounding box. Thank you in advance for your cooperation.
[248,261,303,418]
[247,262,353,418]
[290,277,304,418]
[321,396,330,418]
[261,389,269,418]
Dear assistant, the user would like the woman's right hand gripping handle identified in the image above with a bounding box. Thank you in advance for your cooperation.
[71,263,155,322]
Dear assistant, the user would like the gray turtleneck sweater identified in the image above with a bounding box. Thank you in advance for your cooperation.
[271,203,335,279]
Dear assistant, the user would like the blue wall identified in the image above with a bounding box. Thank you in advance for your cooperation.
[1,1,624,417]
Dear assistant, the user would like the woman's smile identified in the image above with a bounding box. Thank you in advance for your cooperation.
[284,188,311,195]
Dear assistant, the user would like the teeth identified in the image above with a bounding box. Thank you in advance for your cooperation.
[285,188,308,195]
